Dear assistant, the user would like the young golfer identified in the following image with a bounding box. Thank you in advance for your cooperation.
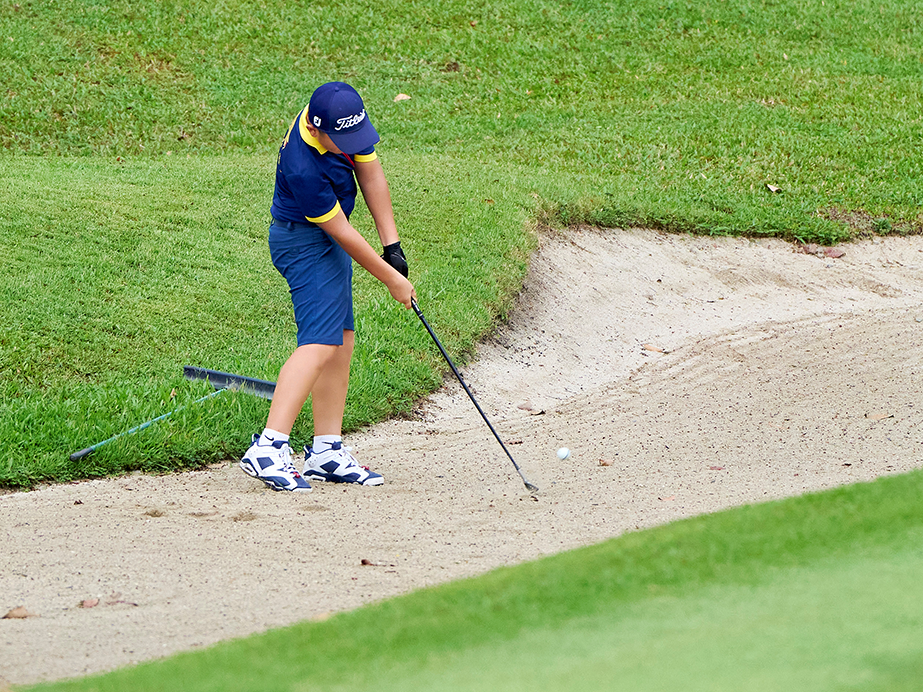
[240,81,415,492]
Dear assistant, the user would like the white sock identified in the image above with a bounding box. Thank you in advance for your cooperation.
[259,428,289,446]
[313,434,341,452]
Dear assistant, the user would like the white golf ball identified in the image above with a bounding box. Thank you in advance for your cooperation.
[556,447,571,460]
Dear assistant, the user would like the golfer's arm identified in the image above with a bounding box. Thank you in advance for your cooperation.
[317,210,402,285]
[354,158,399,247]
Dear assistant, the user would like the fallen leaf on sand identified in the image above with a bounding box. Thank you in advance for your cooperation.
[515,405,546,417]
[865,412,893,421]
[360,558,395,567]
[658,495,676,502]
[598,459,613,466]
[80,598,99,609]
[643,344,670,354]
[709,466,725,471]
[797,243,845,259]
[393,93,411,102]
[3,606,37,619]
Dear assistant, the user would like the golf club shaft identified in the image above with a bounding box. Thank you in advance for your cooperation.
[69,389,226,461]
[411,299,538,493]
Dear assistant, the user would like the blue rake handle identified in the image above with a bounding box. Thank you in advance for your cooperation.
[69,389,226,461]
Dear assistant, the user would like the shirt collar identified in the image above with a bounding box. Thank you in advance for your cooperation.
[298,108,329,155]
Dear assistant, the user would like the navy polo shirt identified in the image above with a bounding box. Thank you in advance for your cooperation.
[270,106,377,225]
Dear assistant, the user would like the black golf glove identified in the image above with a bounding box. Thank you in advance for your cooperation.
[381,241,409,278]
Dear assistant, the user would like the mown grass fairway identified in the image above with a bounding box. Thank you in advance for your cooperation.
[23,470,923,692]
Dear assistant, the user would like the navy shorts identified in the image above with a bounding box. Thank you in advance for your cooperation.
[269,220,354,346]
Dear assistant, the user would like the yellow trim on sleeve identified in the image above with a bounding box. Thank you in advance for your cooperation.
[353,151,378,163]
[306,201,341,224]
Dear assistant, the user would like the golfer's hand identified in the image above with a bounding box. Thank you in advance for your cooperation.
[381,241,408,278]
[387,274,416,309]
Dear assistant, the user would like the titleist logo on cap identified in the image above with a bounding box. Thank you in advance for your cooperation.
[335,109,366,131]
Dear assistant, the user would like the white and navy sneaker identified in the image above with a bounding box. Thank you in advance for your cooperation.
[240,434,312,492]
[302,441,384,486]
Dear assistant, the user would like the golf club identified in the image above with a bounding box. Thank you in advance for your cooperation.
[411,299,538,493]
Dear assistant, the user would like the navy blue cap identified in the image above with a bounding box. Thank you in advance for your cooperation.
[308,82,380,154]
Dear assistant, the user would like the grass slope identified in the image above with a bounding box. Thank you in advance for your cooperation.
[24,469,923,692]
[0,153,533,486]
[3,0,922,238]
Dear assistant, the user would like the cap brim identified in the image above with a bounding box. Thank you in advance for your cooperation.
[327,120,380,155]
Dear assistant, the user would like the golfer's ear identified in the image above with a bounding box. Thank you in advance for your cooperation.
[305,114,318,137]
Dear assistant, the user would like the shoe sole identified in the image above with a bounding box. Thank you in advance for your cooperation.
[240,461,312,492]
[304,472,384,486]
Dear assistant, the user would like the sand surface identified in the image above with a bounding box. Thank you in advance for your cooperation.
[3,227,923,686]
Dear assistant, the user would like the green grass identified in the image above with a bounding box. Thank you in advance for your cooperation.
[0,153,533,486]
[22,469,923,692]
[2,0,922,485]
[4,0,923,239]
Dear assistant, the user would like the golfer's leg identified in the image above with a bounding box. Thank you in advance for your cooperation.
[266,343,339,435]
[311,330,355,436]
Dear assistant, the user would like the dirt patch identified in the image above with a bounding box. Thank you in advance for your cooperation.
[818,207,919,236]
[2,227,923,686]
